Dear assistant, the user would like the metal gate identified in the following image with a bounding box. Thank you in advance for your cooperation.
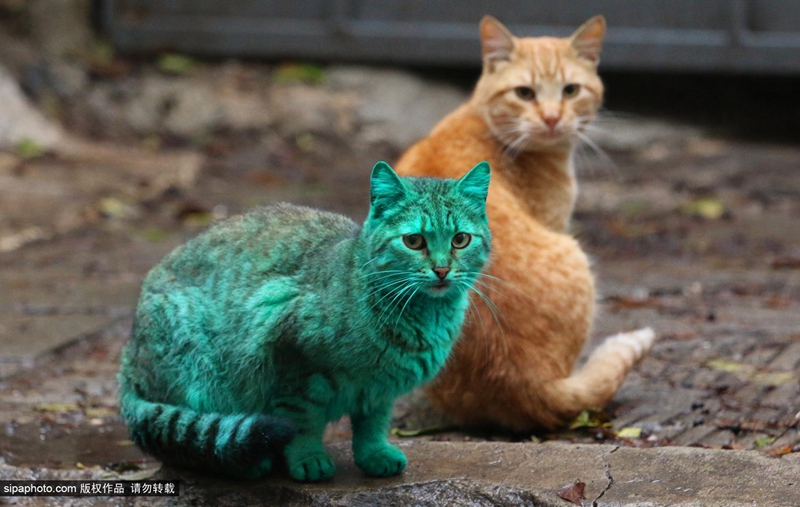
[102,0,800,73]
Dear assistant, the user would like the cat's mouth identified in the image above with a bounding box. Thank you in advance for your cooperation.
[428,281,452,295]
[536,127,571,142]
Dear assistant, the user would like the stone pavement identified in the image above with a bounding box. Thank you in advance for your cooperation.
[1,66,799,504]
[2,440,798,506]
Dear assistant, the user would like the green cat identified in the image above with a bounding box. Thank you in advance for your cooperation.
[118,161,491,482]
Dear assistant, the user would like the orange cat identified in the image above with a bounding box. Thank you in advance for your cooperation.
[395,15,655,431]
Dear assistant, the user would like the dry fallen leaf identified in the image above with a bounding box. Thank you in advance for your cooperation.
[750,371,796,385]
[121,467,161,481]
[681,196,726,220]
[390,425,457,437]
[617,427,643,439]
[608,296,664,311]
[765,445,798,458]
[705,359,749,373]
[34,403,79,413]
[771,257,800,270]
[85,407,117,418]
[557,480,586,505]
[705,359,797,385]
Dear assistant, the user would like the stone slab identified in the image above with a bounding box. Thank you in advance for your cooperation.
[605,445,800,507]
[0,314,114,361]
[163,442,799,507]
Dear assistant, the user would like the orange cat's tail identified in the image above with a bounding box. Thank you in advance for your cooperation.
[535,328,656,429]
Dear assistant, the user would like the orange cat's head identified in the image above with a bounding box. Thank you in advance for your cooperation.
[472,15,606,153]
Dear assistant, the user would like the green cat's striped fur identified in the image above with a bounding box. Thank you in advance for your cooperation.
[118,161,491,482]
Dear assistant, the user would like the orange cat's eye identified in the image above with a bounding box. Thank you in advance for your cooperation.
[514,87,536,101]
[563,84,581,98]
[403,234,427,251]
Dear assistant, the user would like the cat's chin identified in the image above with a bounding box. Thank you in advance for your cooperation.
[425,282,456,298]
[494,131,573,154]
[527,132,574,150]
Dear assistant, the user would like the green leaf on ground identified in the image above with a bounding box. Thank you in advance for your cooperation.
[16,139,46,159]
[621,199,651,218]
[569,409,612,430]
[754,436,776,449]
[274,63,326,85]
[138,228,169,242]
[157,53,195,75]
[91,39,116,65]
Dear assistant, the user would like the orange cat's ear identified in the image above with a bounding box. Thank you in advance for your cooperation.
[480,16,515,71]
[570,15,606,65]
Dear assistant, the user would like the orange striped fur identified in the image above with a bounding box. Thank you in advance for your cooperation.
[395,15,654,431]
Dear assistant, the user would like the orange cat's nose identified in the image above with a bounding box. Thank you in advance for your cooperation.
[543,115,561,130]
[433,267,450,280]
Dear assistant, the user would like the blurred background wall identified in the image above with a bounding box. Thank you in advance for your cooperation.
[104,0,800,73]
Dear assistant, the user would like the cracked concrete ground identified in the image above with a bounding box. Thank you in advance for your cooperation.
[1,68,799,504]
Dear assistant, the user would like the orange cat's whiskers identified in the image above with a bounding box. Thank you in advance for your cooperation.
[574,130,616,175]
[501,129,531,159]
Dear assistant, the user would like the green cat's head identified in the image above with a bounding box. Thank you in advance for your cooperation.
[364,161,491,299]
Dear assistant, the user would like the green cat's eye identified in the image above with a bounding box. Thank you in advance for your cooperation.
[563,84,581,98]
[451,233,472,249]
[403,234,427,251]
[514,86,536,101]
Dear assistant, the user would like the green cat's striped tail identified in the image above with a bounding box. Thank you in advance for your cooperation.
[120,390,295,479]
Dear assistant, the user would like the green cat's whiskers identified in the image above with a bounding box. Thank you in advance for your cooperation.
[465,272,536,305]
[393,283,423,333]
[458,277,509,355]
[359,256,380,269]
[360,277,415,308]
[375,282,418,330]
[359,269,409,281]
[454,280,494,358]
[468,285,506,329]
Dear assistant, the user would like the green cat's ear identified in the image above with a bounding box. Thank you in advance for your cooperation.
[370,161,407,216]
[456,161,491,202]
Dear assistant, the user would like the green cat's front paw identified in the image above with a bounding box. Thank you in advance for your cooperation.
[243,458,272,480]
[287,452,336,482]
[356,445,407,478]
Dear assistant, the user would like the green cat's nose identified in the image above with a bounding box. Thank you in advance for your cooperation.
[433,267,450,280]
